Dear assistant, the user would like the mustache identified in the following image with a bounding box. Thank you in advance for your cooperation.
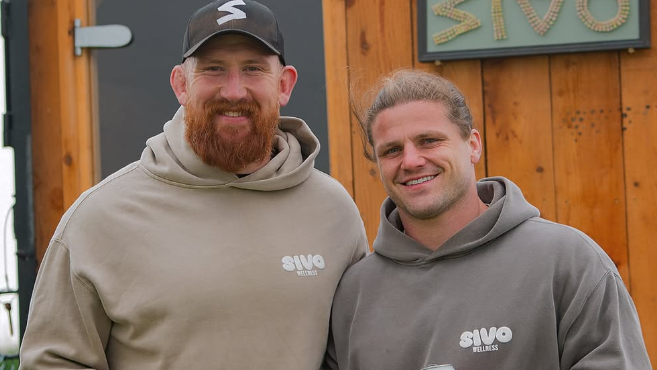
[204,99,259,116]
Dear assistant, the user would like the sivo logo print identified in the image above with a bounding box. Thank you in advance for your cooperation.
[460,326,512,353]
[282,255,326,277]
[216,0,247,26]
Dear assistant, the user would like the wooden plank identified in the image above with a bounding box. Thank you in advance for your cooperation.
[29,0,65,264]
[411,0,486,180]
[29,0,97,264]
[322,0,354,197]
[482,56,556,221]
[87,2,102,184]
[550,52,628,281]
[346,0,414,247]
[74,0,97,192]
[61,0,96,209]
[58,0,81,210]
[619,0,657,360]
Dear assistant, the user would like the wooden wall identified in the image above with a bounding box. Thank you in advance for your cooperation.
[26,0,101,341]
[29,0,98,265]
[323,0,657,361]
[26,0,655,361]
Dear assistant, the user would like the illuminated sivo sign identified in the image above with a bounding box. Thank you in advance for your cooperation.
[417,0,650,62]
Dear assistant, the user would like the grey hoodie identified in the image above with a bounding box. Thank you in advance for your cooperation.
[20,107,368,370]
[327,177,650,370]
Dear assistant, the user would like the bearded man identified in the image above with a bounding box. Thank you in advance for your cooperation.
[18,1,368,369]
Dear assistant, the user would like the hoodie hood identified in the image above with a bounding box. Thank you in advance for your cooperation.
[139,107,319,191]
[373,177,540,265]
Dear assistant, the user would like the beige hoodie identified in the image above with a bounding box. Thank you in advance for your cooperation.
[20,107,368,369]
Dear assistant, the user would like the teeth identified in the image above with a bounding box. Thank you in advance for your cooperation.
[224,111,243,117]
[405,176,436,186]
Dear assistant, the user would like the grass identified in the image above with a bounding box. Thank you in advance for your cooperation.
[0,355,18,370]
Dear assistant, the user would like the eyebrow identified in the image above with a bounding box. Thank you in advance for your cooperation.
[197,55,271,65]
[374,140,400,155]
[375,131,447,151]
[415,132,440,140]
[243,57,272,66]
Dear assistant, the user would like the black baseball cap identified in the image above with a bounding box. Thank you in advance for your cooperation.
[182,0,285,65]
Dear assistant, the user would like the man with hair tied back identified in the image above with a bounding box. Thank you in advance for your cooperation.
[19,1,367,369]
[326,69,651,370]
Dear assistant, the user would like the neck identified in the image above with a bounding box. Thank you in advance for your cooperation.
[235,155,271,176]
[235,145,278,175]
[400,189,488,251]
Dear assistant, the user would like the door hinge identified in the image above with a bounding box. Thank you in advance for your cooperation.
[74,19,133,56]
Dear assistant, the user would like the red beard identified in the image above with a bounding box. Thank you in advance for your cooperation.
[184,99,279,173]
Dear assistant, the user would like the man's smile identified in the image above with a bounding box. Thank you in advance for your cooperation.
[403,175,437,186]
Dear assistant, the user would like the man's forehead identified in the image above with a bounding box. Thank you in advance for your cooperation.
[194,33,275,57]
[375,101,450,126]
[373,102,458,139]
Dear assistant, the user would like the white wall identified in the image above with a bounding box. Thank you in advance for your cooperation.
[0,22,20,355]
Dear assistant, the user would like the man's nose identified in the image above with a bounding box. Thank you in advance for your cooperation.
[219,71,247,101]
[400,146,426,170]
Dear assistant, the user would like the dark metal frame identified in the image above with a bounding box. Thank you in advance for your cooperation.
[2,0,36,341]
[417,0,652,62]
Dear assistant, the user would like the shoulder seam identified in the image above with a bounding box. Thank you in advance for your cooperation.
[59,165,140,233]
[525,218,613,273]
[562,270,613,339]
[51,238,100,297]
[312,168,344,185]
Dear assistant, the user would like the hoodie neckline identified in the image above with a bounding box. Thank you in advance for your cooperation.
[139,107,319,191]
[372,177,540,265]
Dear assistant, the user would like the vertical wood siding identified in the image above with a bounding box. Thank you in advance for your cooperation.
[619,0,657,355]
[324,0,657,362]
[28,0,655,362]
[29,0,97,264]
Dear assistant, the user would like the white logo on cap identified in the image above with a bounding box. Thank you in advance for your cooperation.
[217,0,247,26]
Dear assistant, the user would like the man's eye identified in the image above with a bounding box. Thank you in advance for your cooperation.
[422,138,437,144]
[384,147,400,155]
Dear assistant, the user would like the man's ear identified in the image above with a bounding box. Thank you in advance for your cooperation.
[171,65,189,106]
[278,65,298,107]
[469,129,483,165]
